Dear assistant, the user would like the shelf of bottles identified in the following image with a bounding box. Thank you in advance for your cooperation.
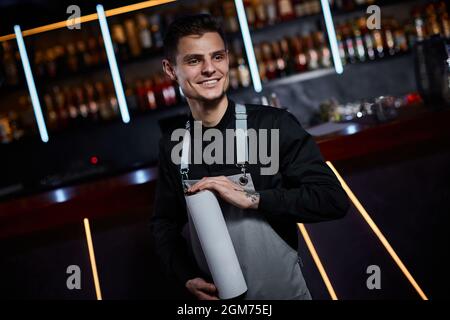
[1,0,449,145]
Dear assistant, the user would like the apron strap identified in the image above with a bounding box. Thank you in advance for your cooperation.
[180,103,248,180]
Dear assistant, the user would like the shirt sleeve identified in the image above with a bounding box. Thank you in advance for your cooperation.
[149,138,202,286]
[258,110,350,222]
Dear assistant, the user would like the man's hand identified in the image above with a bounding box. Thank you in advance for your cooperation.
[187,176,260,210]
[186,277,219,300]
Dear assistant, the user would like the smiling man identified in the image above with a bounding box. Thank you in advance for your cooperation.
[150,14,349,300]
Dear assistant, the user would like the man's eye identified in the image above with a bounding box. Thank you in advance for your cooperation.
[214,55,224,61]
[188,59,199,65]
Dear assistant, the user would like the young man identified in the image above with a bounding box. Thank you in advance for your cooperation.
[150,14,349,300]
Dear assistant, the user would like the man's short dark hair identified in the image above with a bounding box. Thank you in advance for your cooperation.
[163,14,228,64]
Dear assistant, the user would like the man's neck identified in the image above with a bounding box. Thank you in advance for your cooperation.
[187,95,229,127]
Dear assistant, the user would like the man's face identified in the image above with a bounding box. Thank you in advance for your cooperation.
[165,32,229,103]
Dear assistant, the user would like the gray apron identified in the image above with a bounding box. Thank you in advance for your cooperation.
[180,104,311,300]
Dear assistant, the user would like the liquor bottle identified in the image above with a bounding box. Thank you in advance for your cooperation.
[54,45,67,75]
[308,0,321,14]
[392,19,408,54]
[304,33,319,70]
[314,31,332,68]
[371,25,385,59]
[111,23,129,61]
[149,15,164,49]
[290,35,308,72]
[76,40,89,70]
[87,35,100,67]
[64,86,79,126]
[261,42,278,80]
[228,49,240,89]
[43,93,59,131]
[383,19,396,56]
[2,41,19,86]
[413,8,426,42]
[293,0,306,18]
[351,21,366,62]
[358,17,375,60]
[237,56,251,87]
[162,76,178,106]
[45,47,57,78]
[280,38,295,74]
[34,50,46,78]
[437,2,450,39]
[124,18,142,58]
[264,0,278,25]
[143,78,158,110]
[253,0,267,29]
[105,82,120,117]
[95,81,114,120]
[244,0,256,28]
[74,86,89,122]
[254,44,267,82]
[136,13,153,54]
[222,0,240,33]
[52,86,69,130]
[84,83,100,122]
[342,22,356,63]
[425,3,441,37]
[66,43,79,73]
[271,41,287,77]
[277,0,295,21]
[335,26,347,65]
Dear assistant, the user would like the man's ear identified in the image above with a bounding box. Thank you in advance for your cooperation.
[162,59,178,81]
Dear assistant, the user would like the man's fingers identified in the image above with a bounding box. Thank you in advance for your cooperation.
[196,291,219,300]
[201,283,217,294]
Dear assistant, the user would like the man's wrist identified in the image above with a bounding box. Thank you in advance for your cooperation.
[246,190,260,210]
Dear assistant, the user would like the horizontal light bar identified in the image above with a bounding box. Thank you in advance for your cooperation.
[97,4,130,124]
[320,0,344,74]
[0,0,176,42]
[234,0,262,93]
[14,25,49,143]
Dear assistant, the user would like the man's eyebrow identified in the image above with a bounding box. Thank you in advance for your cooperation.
[182,50,227,61]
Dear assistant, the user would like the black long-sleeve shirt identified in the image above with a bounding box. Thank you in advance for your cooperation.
[149,99,350,286]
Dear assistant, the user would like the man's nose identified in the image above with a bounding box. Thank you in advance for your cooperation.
[201,58,216,76]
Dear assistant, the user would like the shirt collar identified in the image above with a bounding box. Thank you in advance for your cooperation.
[188,98,235,131]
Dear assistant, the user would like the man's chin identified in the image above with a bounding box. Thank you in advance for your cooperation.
[198,89,227,103]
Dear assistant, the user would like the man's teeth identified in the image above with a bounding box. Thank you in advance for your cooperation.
[202,79,218,87]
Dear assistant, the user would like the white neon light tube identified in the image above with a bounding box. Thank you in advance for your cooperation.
[233,0,262,93]
[320,0,344,74]
[96,4,130,123]
[14,25,49,143]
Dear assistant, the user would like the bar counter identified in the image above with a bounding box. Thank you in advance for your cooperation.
[1,105,449,240]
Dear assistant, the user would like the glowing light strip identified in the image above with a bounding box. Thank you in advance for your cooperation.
[326,161,429,300]
[298,223,338,300]
[0,0,176,42]
[96,4,130,124]
[320,0,344,74]
[14,25,49,143]
[233,0,262,93]
[83,218,102,300]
